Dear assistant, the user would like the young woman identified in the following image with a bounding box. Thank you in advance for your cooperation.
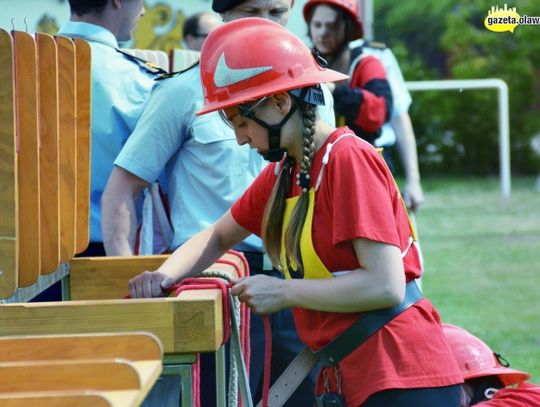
[128,17,463,406]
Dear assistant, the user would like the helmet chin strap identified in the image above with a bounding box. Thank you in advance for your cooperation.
[240,89,307,162]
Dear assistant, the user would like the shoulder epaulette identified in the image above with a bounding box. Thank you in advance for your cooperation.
[155,60,200,81]
[364,41,387,50]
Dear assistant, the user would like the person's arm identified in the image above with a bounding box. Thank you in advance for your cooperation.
[333,56,393,135]
[128,210,251,298]
[392,112,424,212]
[101,166,150,256]
[232,237,405,314]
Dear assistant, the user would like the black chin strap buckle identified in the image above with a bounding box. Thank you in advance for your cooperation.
[262,147,287,162]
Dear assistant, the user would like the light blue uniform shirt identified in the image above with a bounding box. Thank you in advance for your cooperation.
[116,65,267,252]
[350,39,412,147]
[57,21,156,243]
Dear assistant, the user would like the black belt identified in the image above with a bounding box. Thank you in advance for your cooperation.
[314,280,423,366]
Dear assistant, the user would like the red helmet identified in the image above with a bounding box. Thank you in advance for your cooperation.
[197,17,348,115]
[442,323,531,386]
[303,0,363,40]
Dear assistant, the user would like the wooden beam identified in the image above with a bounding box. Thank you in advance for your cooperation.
[0,294,223,354]
[68,252,245,300]
[0,29,17,299]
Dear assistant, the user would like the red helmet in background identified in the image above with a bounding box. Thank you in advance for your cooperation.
[197,17,348,115]
[442,323,531,386]
[303,0,363,39]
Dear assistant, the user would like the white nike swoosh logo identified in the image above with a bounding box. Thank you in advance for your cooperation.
[213,52,272,88]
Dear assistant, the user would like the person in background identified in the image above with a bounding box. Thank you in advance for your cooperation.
[102,1,335,405]
[303,0,424,212]
[58,0,158,256]
[127,17,463,406]
[182,11,221,51]
[443,323,540,406]
[31,0,157,303]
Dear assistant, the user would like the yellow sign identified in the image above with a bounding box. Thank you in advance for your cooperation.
[485,4,540,33]
[485,4,520,33]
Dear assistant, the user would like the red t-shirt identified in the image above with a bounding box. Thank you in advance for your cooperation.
[475,382,540,406]
[231,127,462,405]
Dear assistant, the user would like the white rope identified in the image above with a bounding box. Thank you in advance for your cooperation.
[197,270,243,406]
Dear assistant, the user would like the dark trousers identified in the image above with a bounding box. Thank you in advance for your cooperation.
[361,384,462,407]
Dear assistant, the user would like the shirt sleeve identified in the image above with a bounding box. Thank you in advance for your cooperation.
[333,55,393,134]
[231,163,278,237]
[326,139,401,247]
[115,76,195,183]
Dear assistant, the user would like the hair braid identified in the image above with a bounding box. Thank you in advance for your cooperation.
[284,101,317,273]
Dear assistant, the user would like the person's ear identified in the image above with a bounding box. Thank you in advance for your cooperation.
[111,0,122,10]
[271,92,292,115]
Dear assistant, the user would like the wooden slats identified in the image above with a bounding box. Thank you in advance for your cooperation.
[36,32,60,275]
[0,391,122,407]
[74,38,91,255]
[55,35,77,263]
[0,29,17,299]
[0,331,162,362]
[0,332,163,407]
[0,293,223,354]
[13,30,41,287]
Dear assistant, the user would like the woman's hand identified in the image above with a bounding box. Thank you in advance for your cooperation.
[231,275,288,315]
[128,271,176,298]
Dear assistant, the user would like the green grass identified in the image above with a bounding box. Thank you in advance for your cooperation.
[412,176,540,383]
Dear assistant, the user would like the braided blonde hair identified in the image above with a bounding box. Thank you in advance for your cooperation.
[262,96,317,274]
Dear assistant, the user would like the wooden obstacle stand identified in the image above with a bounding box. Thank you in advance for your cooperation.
[0,29,249,406]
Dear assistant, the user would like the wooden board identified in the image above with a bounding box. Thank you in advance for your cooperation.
[68,252,244,300]
[55,35,77,262]
[36,33,60,275]
[0,29,17,299]
[0,294,223,354]
[74,39,91,255]
[0,392,119,407]
[0,332,162,362]
[0,359,151,392]
[13,30,41,287]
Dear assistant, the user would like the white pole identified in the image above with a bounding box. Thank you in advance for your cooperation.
[362,0,374,41]
[406,79,511,198]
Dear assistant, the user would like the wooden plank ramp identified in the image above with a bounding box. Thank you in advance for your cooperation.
[0,332,163,406]
[0,29,17,299]
[74,38,91,255]
[13,30,41,287]
[55,35,77,263]
[36,32,60,275]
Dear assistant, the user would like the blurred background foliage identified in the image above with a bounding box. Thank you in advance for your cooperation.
[374,0,540,175]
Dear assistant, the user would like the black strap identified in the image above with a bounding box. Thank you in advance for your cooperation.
[115,48,168,75]
[313,280,423,366]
